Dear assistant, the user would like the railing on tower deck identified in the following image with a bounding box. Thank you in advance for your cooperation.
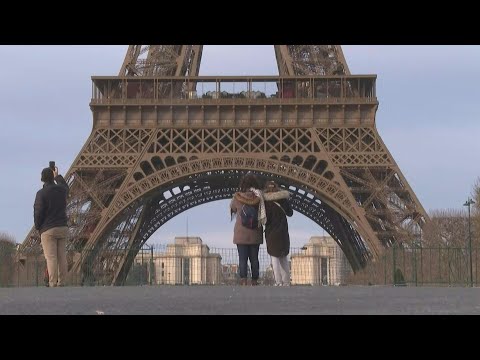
[90,75,377,105]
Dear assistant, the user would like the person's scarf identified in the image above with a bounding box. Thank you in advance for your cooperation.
[263,190,290,202]
[233,189,266,228]
[233,189,290,228]
[249,188,267,227]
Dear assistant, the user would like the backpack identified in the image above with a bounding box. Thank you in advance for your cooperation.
[241,204,259,229]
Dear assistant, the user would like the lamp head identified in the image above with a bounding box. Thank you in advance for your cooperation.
[464,198,476,207]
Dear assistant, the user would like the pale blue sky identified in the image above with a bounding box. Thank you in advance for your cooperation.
[0,45,479,248]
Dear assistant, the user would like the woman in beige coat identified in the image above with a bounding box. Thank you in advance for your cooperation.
[230,173,265,286]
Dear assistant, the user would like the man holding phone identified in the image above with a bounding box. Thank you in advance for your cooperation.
[34,162,70,287]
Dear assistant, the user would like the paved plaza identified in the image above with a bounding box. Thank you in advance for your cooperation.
[1,286,480,315]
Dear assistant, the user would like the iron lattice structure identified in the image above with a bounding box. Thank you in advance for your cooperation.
[19,45,429,285]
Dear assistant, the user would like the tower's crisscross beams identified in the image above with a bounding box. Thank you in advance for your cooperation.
[19,45,429,286]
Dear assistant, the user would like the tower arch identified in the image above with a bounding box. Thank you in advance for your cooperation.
[20,45,429,286]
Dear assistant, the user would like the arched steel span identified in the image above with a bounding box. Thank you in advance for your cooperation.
[84,163,373,285]
[20,45,430,288]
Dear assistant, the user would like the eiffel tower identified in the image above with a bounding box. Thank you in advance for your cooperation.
[19,45,429,285]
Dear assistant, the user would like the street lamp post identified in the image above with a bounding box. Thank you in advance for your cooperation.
[464,198,476,287]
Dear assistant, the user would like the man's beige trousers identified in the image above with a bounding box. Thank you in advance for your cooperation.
[41,227,69,287]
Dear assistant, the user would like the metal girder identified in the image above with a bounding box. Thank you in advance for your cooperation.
[111,203,150,285]
[274,45,351,76]
[119,45,203,77]
[120,45,348,77]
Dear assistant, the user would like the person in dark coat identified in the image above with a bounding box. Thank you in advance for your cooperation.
[263,181,293,286]
[230,173,265,286]
[34,166,69,287]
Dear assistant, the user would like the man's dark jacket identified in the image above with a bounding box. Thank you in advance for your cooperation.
[34,175,69,235]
